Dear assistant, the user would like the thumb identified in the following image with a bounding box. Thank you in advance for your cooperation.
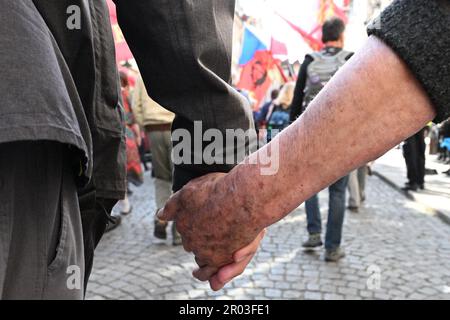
[156,206,176,222]
[156,193,180,221]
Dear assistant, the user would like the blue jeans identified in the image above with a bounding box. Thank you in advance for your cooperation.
[305,176,349,250]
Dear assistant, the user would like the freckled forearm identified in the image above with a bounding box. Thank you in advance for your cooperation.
[230,36,436,229]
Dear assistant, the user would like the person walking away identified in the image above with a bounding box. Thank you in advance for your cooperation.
[347,166,368,212]
[255,89,280,130]
[106,71,143,233]
[132,76,181,245]
[122,72,144,210]
[438,119,450,175]
[290,17,353,262]
[439,119,450,165]
[138,131,150,172]
[402,128,426,191]
[265,83,295,142]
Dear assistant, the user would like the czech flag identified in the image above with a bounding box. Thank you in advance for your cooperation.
[237,27,288,110]
[239,27,268,66]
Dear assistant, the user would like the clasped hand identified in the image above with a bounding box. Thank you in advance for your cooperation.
[157,173,266,291]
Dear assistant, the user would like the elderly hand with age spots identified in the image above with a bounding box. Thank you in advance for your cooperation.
[157,172,267,291]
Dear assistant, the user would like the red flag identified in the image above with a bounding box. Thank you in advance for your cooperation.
[274,60,289,83]
[107,0,133,62]
[269,38,289,83]
[277,13,324,51]
[277,1,349,52]
[270,37,288,56]
[237,50,277,110]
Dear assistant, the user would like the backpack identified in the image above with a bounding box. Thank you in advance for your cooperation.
[268,105,291,131]
[303,49,351,111]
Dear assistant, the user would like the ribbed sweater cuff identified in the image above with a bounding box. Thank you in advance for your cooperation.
[368,0,450,123]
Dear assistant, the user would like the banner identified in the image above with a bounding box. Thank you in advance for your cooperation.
[107,0,133,62]
[271,37,288,56]
[278,0,349,52]
[237,50,282,111]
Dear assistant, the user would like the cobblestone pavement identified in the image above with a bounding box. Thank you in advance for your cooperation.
[86,172,450,300]
[373,149,450,220]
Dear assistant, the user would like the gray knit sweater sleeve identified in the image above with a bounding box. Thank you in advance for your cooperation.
[367,0,450,123]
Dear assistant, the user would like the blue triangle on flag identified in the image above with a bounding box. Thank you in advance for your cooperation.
[239,27,268,65]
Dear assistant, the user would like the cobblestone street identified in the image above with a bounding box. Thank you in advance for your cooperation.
[86,172,450,300]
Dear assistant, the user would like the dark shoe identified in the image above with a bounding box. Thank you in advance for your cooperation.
[172,222,182,246]
[105,215,122,233]
[302,234,323,249]
[402,183,418,191]
[325,247,346,262]
[347,206,359,213]
[154,220,168,240]
[121,205,133,216]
